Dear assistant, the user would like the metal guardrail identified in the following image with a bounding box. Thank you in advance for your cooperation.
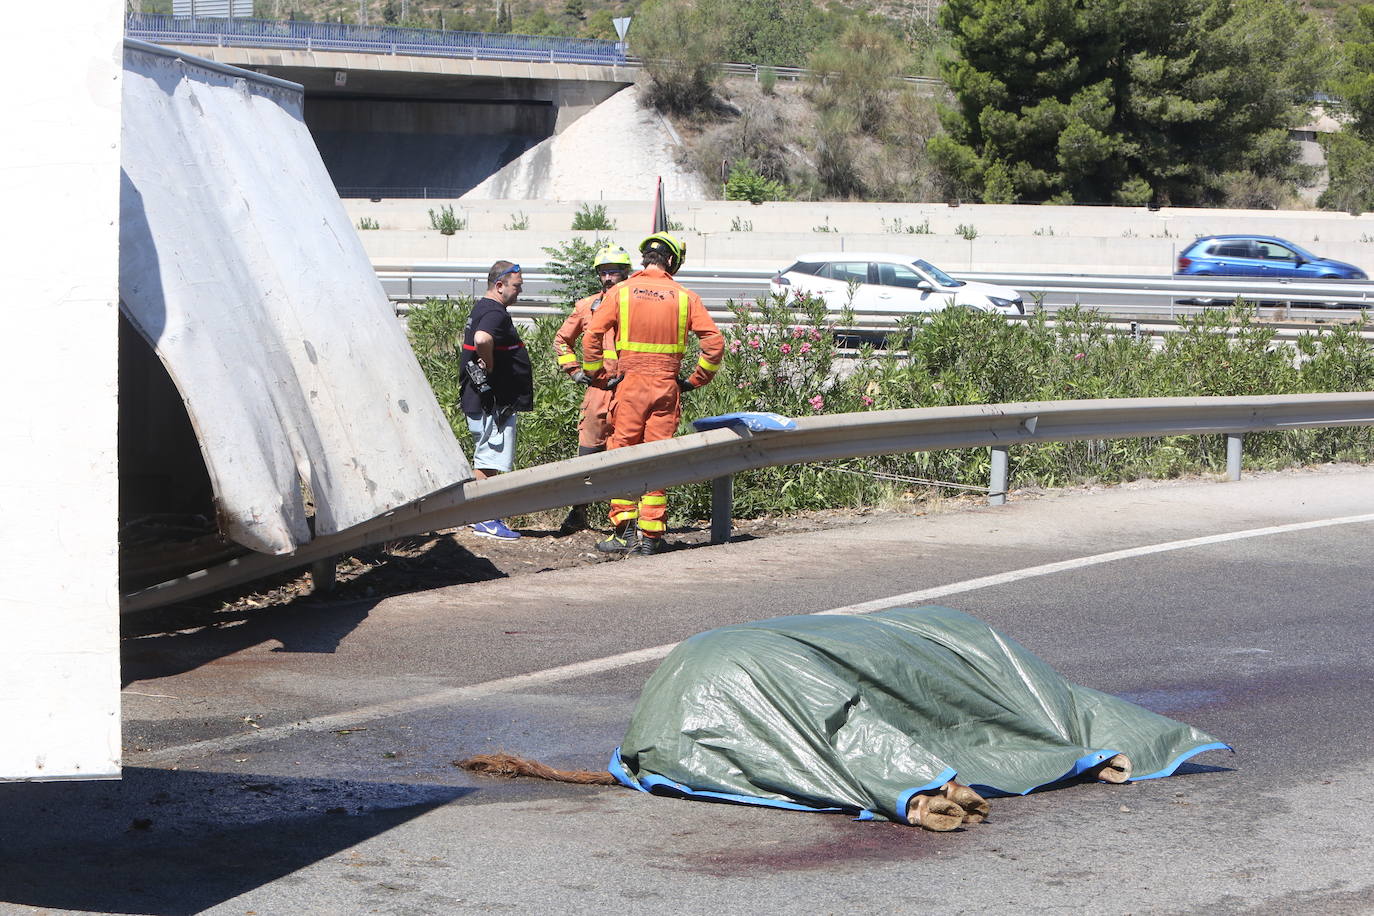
[121,392,1374,612]
[376,264,1374,327]
[378,264,767,312]
[711,61,943,89]
[1000,273,1374,315]
[125,13,628,65]
[122,14,948,84]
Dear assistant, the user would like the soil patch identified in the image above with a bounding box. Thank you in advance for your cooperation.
[121,464,1357,637]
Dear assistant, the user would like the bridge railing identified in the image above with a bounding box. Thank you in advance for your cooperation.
[124,13,628,65]
[122,14,950,81]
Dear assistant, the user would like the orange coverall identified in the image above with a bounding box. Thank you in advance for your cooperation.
[554,291,617,449]
[581,265,724,539]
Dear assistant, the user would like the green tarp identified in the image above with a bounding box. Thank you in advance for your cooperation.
[611,606,1228,822]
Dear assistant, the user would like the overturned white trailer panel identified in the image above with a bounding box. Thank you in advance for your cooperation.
[120,40,472,556]
[1,5,123,781]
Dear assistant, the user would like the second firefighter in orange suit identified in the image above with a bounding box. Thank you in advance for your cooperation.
[551,243,632,534]
[582,232,724,556]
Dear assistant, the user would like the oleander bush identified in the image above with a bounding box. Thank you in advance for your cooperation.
[407,287,1374,527]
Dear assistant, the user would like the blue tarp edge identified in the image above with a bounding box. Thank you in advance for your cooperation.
[1131,741,1234,782]
[614,741,1234,809]
[613,747,960,820]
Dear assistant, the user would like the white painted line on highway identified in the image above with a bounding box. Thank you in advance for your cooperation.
[821,512,1374,617]
[136,512,1374,766]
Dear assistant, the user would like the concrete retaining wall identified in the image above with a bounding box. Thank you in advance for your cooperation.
[344,200,1374,274]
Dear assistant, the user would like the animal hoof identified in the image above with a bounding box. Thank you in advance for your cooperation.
[1092,754,1133,784]
[944,782,990,824]
[908,793,964,832]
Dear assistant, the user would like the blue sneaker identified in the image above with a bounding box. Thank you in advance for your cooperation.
[470,519,521,540]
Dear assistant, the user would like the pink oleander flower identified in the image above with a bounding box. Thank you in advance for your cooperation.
[809,395,825,411]
[810,328,823,341]
[749,338,762,349]
[729,339,742,353]
[799,342,812,355]
[861,395,874,406]
[1073,352,1085,360]
[780,343,792,354]
[791,327,806,338]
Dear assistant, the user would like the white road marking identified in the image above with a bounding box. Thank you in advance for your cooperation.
[135,512,1374,765]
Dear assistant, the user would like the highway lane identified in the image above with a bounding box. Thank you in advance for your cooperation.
[381,266,1374,320]
[4,466,1373,914]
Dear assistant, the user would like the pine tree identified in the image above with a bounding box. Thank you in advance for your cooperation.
[933,0,1325,206]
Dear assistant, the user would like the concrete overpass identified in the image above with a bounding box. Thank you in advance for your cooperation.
[146,39,631,196]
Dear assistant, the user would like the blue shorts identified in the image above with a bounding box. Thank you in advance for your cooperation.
[466,412,518,473]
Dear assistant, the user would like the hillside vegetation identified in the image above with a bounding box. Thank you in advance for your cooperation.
[128,0,1374,211]
[636,0,1374,211]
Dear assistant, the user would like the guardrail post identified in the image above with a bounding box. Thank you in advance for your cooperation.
[1226,433,1243,481]
[311,556,338,593]
[988,446,1008,506]
[710,475,733,544]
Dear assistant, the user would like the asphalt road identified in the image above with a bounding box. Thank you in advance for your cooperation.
[4,466,1374,915]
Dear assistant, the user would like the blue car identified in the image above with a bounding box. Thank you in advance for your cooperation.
[1175,235,1367,280]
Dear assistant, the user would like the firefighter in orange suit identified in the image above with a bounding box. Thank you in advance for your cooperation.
[581,232,724,557]
[551,243,633,534]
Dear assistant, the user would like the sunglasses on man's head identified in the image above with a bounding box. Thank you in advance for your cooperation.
[497,264,521,280]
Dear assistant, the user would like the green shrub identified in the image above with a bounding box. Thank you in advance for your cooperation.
[406,282,1374,526]
[725,161,790,204]
[571,203,616,231]
[406,296,471,433]
[428,205,465,234]
[759,66,777,96]
[504,211,530,230]
[631,0,723,115]
[541,237,608,304]
[882,217,931,234]
[357,217,380,230]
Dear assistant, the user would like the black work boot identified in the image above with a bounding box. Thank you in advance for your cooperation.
[557,505,589,536]
[595,522,635,555]
[630,533,664,557]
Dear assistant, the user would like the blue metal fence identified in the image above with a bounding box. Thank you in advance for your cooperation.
[125,13,628,66]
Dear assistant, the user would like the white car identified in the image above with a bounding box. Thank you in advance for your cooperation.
[770,252,1026,316]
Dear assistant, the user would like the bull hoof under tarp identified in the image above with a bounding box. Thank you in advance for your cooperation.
[907,793,965,832]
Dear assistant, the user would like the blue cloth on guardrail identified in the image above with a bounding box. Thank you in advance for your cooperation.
[691,412,797,433]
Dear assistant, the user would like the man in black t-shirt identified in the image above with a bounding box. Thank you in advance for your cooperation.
[461,260,533,540]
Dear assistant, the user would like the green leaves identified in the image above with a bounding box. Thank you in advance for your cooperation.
[724,162,790,203]
[937,0,1322,206]
[541,237,607,304]
[407,288,1374,525]
[1319,132,1374,214]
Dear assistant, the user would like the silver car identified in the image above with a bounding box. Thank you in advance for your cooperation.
[770,252,1025,315]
